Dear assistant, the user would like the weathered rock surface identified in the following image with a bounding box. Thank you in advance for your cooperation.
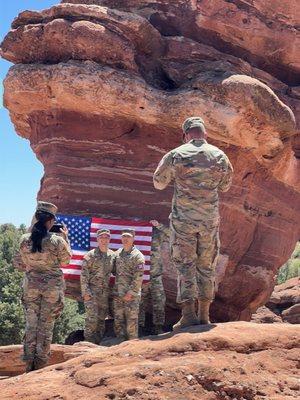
[282,304,300,324]
[252,277,300,324]
[268,277,300,310]
[0,342,96,377]
[0,322,299,399]
[250,305,283,324]
[1,0,300,321]
[267,277,300,324]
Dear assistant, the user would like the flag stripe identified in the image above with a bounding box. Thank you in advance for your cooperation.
[92,218,152,227]
[91,223,152,233]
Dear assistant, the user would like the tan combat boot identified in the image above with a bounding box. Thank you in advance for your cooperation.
[173,300,199,332]
[25,360,35,373]
[198,299,211,324]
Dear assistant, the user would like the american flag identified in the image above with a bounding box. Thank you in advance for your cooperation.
[56,214,152,283]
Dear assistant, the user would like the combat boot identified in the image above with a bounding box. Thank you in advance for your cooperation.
[153,324,164,335]
[25,360,35,373]
[172,300,199,332]
[33,358,47,370]
[198,299,211,324]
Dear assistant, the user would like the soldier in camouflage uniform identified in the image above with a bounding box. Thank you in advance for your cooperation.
[81,229,115,344]
[153,117,233,330]
[18,202,72,371]
[139,220,167,335]
[113,229,145,341]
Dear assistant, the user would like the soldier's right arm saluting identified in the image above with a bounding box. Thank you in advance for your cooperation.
[153,151,175,190]
[218,153,234,193]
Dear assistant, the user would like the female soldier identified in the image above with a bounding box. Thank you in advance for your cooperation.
[18,201,72,372]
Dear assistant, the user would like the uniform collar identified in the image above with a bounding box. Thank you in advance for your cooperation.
[188,138,207,145]
[122,245,135,255]
[96,247,109,256]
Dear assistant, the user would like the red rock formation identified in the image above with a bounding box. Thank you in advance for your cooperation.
[267,277,300,323]
[252,278,300,324]
[1,0,299,321]
[250,305,283,324]
[0,342,96,377]
[0,323,299,399]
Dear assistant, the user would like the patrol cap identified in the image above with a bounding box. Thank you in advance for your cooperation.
[97,228,111,237]
[121,229,135,237]
[182,117,206,133]
[36,201,58,217]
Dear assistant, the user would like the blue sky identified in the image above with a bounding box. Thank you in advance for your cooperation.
[0,1,56,226]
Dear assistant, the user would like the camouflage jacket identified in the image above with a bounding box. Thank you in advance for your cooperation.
[113,246,145,299]
[18,233,72,279]
[80,248,115,297]
[153,139,233,223]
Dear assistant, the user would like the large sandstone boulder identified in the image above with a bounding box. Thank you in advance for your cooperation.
[0,323,299,399]
[1,0,299,321]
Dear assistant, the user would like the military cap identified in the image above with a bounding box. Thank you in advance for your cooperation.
[182,117,206,133]
[36,201,58,217]
[121,229,135,237]
[97,228,111,237]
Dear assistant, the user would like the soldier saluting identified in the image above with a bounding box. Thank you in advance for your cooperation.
[153,117,233,330]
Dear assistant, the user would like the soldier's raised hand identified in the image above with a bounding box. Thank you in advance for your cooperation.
[60,223,69,240]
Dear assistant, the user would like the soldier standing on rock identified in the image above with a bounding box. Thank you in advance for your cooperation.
[81,229,115,344]
[113,229,145,341]
[153,117,233,330]
[18,201,72,371]
[139,220,167,335]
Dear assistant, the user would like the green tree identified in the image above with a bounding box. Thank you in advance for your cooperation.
[0,224,25,345]
[277,242,300,284]
[0,223,85,345]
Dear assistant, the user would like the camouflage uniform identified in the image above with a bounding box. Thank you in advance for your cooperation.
[153,136,233,305]
[18,233,72,368]
[113,246,145,340]
[81,248,115,344]
[139,223,167,330]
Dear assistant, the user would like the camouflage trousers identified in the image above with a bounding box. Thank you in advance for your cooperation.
[22,275,64,366]
[139,277,166,327]
[113,296,140,340]
[84,291,109,344]
[170,218,220,303]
